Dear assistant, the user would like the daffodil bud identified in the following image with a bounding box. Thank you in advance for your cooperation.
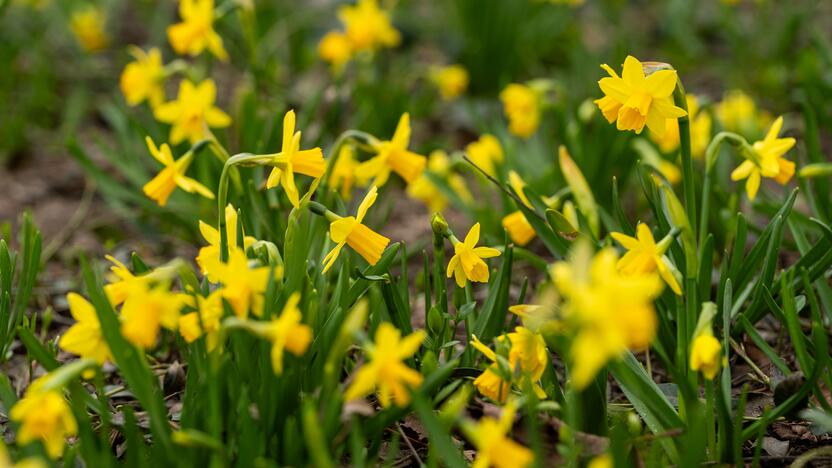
[427,305,445,337]
[799,163,832,178]
[431,212,450,237]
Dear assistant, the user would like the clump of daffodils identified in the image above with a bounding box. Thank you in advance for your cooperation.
[550,242,663,389]
[318,0,400,70]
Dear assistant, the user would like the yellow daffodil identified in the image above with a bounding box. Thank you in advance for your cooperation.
[588,454,613,468]
[464,400,534,468]
[178,290,224,351]
[322,186,390,273]
[1,442,48,468]
[595,55,687,136]
[213,248,271,318]
[120,283,186,349]
[430,65,469,101]
[167,0,228,61]
[103,255,143,306]
[730,116,796,200]
[500,83,541,138]
[143,136,215,206]
[358,113,426,187]
[318,31,353,71]
[264,292,313,375]
[338,0,400,52]
[650,95,712,158]
[154,79,231,145]
[70,7,108,53]
[265,110,326,207]
[551,243,663,389]
[197,204,257,282]
[10,376,77,459]
[471,328,547,403]
[120,47,166,108]
[690,333,722,380]
[344,322,425,407]
[716,89,772,135]
[447,223,501,288]
[331,145,359,200]
[466,134,504,177]
[59,293,112,365]
[610,223,682,295]
[502,171,536,246]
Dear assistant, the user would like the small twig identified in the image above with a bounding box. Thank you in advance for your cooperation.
[397,422,424,466]
[41,176,96,263]
[729,338,771,385]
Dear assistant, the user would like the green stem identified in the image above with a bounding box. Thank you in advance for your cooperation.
[673,81,696,251]
[705,378,716,460]
[698,132,750,249]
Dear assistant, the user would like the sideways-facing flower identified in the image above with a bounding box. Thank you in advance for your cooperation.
[358,113,426,187]
[344,322,425,407]
[103,255,141,306]
[213,248,271,318]
[595,55,687,136]
[447,223,501,288]
[338,0,400,52]
[322,186,390,273]
[430,65,469,101]
[650,95,712,158]
[551,243,663,389]
[10,376,77,459]
[265,110,325,207]
[167,0,228,61]
[470,336,511,402]
[464,401,534,468]
[610,223,682,295]
[154,79,231,145]
[70,7,109,53]
[730,116,796,200]
[318,31,353,72]
[196,204,257,282]
[471,328,548,403]
[120,283,187,349]
[500,84,541,138]
[178,289,224,351]
[264,292,313,375]
[466,134,504,177]
[59,293,113,365]
[120,47,166,108]
[143,136,215,206]
[690,333,722,380]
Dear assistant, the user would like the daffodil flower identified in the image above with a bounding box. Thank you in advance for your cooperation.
[143,136,215,206]
[178,290,224,351]
[466,133,504,177]
[265,110,325,208]
[58,293,113,365]
[690,333,722,380]
[650,95,712,158]
[595,55,687,136]
[338,0,401,52]
[154,79,231,145]
[103,255,141,306]
[430,65,469,101]
[464,400,534,468]
[730,116,796,200]
[70,7,109,53]
[10,376,77,459]
[331,145,359,199]
[318,31,353,72]
[610,223,682,295]
[501,171,537,246]
[406,150,461,212]
[167,0,228,61]
[470,330,547,403]
[500,83,541,138]
[551,244,663,389]
[446,223,501,288]
[213,248,271,318]
[344,322,425,407]
[470,335,512,403]
[120,46,165,108]
[120,283,187,349]
[322,186,391,273]
[264,292,313,375]
[716,89,772,135]
[357,113,427,187]
[197,204,257,282]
